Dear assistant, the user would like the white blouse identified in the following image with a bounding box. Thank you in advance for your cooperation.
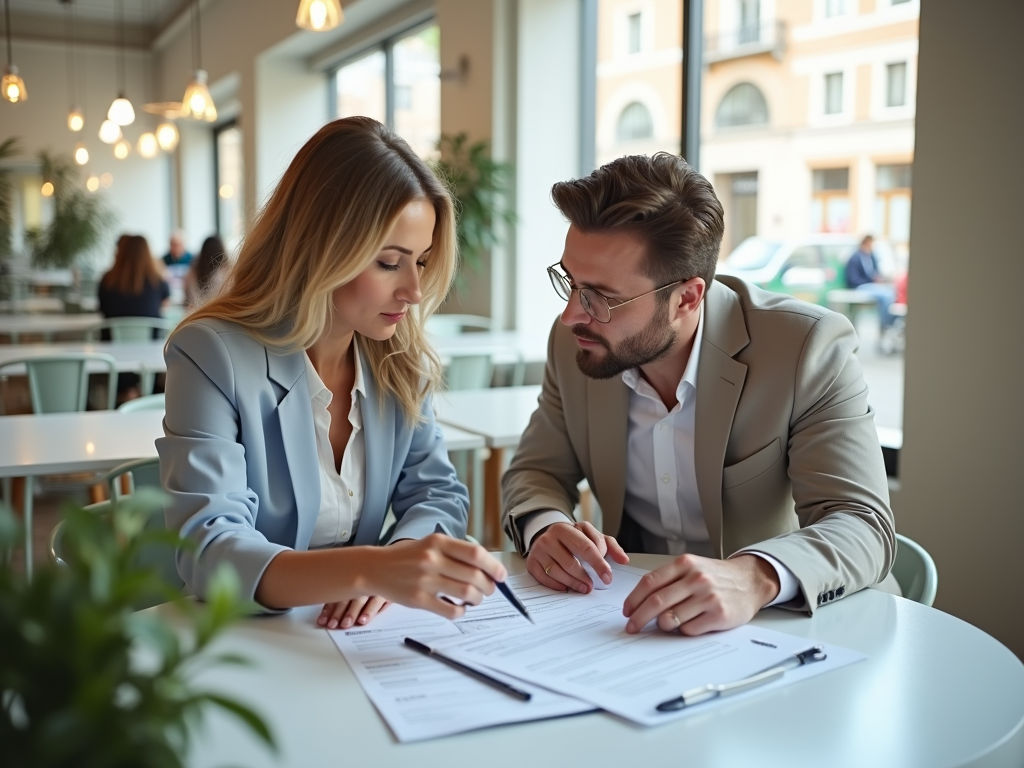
[305,340,367,549]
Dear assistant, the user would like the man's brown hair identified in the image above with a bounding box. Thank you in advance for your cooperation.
[551,153,724,292]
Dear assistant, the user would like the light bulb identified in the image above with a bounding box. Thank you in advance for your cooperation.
[114,139,131,159]
[107,95,136,126]
[155,121,179,151]
[99,119,122,144]
[219,183,234,199]
[68,107,84,132]
[138,132,158,158]
[100,172,113,188]
[86,175,100,192]
[181,70,217,122]
[74,143,90,165]
[41,181,55,197]
[2,66,27,103]
[296,0,342,31]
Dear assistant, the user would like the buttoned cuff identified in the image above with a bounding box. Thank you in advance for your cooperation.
[734,551,800,607]
[521,510,574,552]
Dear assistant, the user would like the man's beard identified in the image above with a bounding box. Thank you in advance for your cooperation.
[573,312,675,380]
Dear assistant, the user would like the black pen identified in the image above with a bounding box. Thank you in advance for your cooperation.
[655,645,827,712]
[404,637,532,701]
[434,523,535,624]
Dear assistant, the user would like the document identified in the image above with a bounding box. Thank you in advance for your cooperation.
[435,564,865,727]
[327,573,595,743]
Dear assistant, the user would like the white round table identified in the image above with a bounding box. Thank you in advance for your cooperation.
[160,554,1024,768]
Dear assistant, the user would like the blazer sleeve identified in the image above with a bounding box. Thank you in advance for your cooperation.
[386,393,470,543]
[156,322,290,606]
[735,311,897,612]
[501,323,585,554]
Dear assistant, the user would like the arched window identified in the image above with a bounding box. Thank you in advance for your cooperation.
[616,102,654,141]
[715,83,769,128]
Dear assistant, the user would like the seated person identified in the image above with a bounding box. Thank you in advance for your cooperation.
[158,117,506,628]
[844,235,897,329]
[502,153,896,638]
[184,235,229,307]
[162,229,193,268]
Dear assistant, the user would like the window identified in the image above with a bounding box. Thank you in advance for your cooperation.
[214,123,244,254]
[875,163,912,257]
[886,62,907,107]
[715,83,769,128]
[627,12,642,54]
[616,101,654,141]
[824,72,844,115]
[811,168,851,232]
[333,23,439,158]
[824,0,848,17]
[738,0,761,44]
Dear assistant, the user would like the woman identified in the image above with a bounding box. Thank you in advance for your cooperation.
[184,235,229,307]
[157,117,505,629]
[97,234,170,322]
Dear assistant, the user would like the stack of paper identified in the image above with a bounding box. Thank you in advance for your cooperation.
[328,564,864,742]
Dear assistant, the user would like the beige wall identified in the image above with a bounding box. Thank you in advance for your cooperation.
[898,0,1024,659]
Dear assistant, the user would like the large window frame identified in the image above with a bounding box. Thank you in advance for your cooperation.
[212,119,243,251]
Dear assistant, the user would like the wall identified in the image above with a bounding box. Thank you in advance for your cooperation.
[897,0,1024,659]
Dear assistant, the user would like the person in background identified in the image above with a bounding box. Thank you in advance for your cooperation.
[162,229,193,268]
[184,235,229,307]
[158,117,506,629]
[844,235,896,329]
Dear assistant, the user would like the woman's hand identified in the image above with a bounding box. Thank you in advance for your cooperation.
[364,533,508,620]
[317,596,390,629]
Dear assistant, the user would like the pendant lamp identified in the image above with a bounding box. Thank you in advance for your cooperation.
[296,0,343,32]
[64,0,83,130]
[180,0,216,121]
[106,0,135,126]
[155,121,179,151]
[99,118,122,144]
[2,0,26,102]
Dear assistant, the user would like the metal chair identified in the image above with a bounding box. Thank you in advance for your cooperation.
[892,533,938,606]
[86,316,175,342]
[0,352,119,577]
[443,351,495,390]
[117,393,166,413]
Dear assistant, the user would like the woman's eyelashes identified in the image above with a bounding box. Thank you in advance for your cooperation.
[377,258,429,272]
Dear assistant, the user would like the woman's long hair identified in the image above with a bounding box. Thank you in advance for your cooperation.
[100,234,162,295]
[184,117,458,421]
[194,235,228,295]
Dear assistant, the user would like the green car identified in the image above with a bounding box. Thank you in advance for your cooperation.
[716,235,896,306]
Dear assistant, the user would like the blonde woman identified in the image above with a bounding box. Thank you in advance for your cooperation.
[157,117,505,627]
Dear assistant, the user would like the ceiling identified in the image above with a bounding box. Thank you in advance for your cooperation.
[6,0,189,26]
[2,0,195,47]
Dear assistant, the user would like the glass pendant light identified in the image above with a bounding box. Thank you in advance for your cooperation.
[86,175,100,192]
[114,138,131,159]
[137,132,158,158]
[180,0,216,121]
[2,0,26,103]
[74,143,89,165]
[155,121,179,151]
[68,108,84,132]
[106,0,135,126]
[65,1,83,130]
[99,118,122,144]
[296,0,343,32]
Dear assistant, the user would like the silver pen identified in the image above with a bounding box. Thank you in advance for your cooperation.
[655,645,827,712]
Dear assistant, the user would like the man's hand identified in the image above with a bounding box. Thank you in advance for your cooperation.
[622,554,780,635]
[527,521,629,593]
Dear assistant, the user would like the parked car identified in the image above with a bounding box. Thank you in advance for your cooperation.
[716,234,897,306]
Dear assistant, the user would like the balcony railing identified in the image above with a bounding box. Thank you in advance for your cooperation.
[705,20,786,64]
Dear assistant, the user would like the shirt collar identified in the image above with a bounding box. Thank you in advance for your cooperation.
[621,302,704,400]
[303,336,367,404]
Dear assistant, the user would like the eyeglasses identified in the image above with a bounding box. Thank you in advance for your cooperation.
[547,262,684,323]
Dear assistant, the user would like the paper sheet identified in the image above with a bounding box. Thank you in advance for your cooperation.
[435,564,866,727]
[327,573,595,743]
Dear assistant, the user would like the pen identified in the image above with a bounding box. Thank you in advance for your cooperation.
[404,637,532,701]
[655,645,827,712]
[434,523,535,624]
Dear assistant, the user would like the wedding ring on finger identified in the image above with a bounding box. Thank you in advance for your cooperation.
[544,563,554,576]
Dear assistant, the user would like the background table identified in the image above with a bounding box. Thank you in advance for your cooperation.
[156,553,1024,768]
[0,341,167,375]
[0,313,103,342]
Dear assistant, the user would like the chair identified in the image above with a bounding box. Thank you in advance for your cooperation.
[105,456,162,502]
[443,351,495,390]
[117,393,166,413]
[892,533,938,606]
[86,316,175,342]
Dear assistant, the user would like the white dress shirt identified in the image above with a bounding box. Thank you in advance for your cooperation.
[305,341,367,549]
[522,305,798,606]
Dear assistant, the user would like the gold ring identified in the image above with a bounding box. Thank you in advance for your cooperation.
[544,564,554,575]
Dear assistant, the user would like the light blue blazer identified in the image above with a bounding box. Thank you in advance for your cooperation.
[156,318,469,604]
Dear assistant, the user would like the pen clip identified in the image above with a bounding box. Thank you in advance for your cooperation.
[796,645,826,665]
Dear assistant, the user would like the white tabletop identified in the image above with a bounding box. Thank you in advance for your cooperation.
[435,386,543,448]
[0,409,484,478]
[0,341,167,374]
[0,313,102,337]
[152,553,1024,768]
[432,330,549,367]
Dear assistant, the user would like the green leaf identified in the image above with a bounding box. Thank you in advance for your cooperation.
[201,693,277,752]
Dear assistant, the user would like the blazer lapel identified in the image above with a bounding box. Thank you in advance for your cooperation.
[694,280,750,558]
[267,347,320,549]
[587,376,630,538]
[353,366,395,546]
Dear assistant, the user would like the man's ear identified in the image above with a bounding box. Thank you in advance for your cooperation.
[669,277,705,322]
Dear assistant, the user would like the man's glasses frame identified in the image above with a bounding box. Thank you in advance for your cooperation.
[547,262,684,324]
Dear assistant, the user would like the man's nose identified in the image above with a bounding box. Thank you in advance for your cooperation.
[560,288,590,326]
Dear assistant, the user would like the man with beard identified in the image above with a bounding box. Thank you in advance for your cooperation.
[502,153,896,635]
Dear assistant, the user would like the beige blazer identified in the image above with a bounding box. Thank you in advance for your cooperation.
[502,276,896,613]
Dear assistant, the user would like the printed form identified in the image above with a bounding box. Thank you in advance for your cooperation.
[435,564,865,727]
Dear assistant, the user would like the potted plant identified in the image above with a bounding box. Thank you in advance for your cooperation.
[0,492,275,767]
[0,138,20,302]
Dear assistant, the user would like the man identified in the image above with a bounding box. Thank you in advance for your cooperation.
[162,229,193,267]
[502,154,895,637]
[844,235,896,329]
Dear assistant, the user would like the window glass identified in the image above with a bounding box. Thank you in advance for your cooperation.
[824,72,844,114]
[392,25,441,158]
[715,83,769,128]
[616,102,655,141]
[886,61,907,107]
[627,12,642,54]
[215,125,244,254]
[335,49,387,124]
